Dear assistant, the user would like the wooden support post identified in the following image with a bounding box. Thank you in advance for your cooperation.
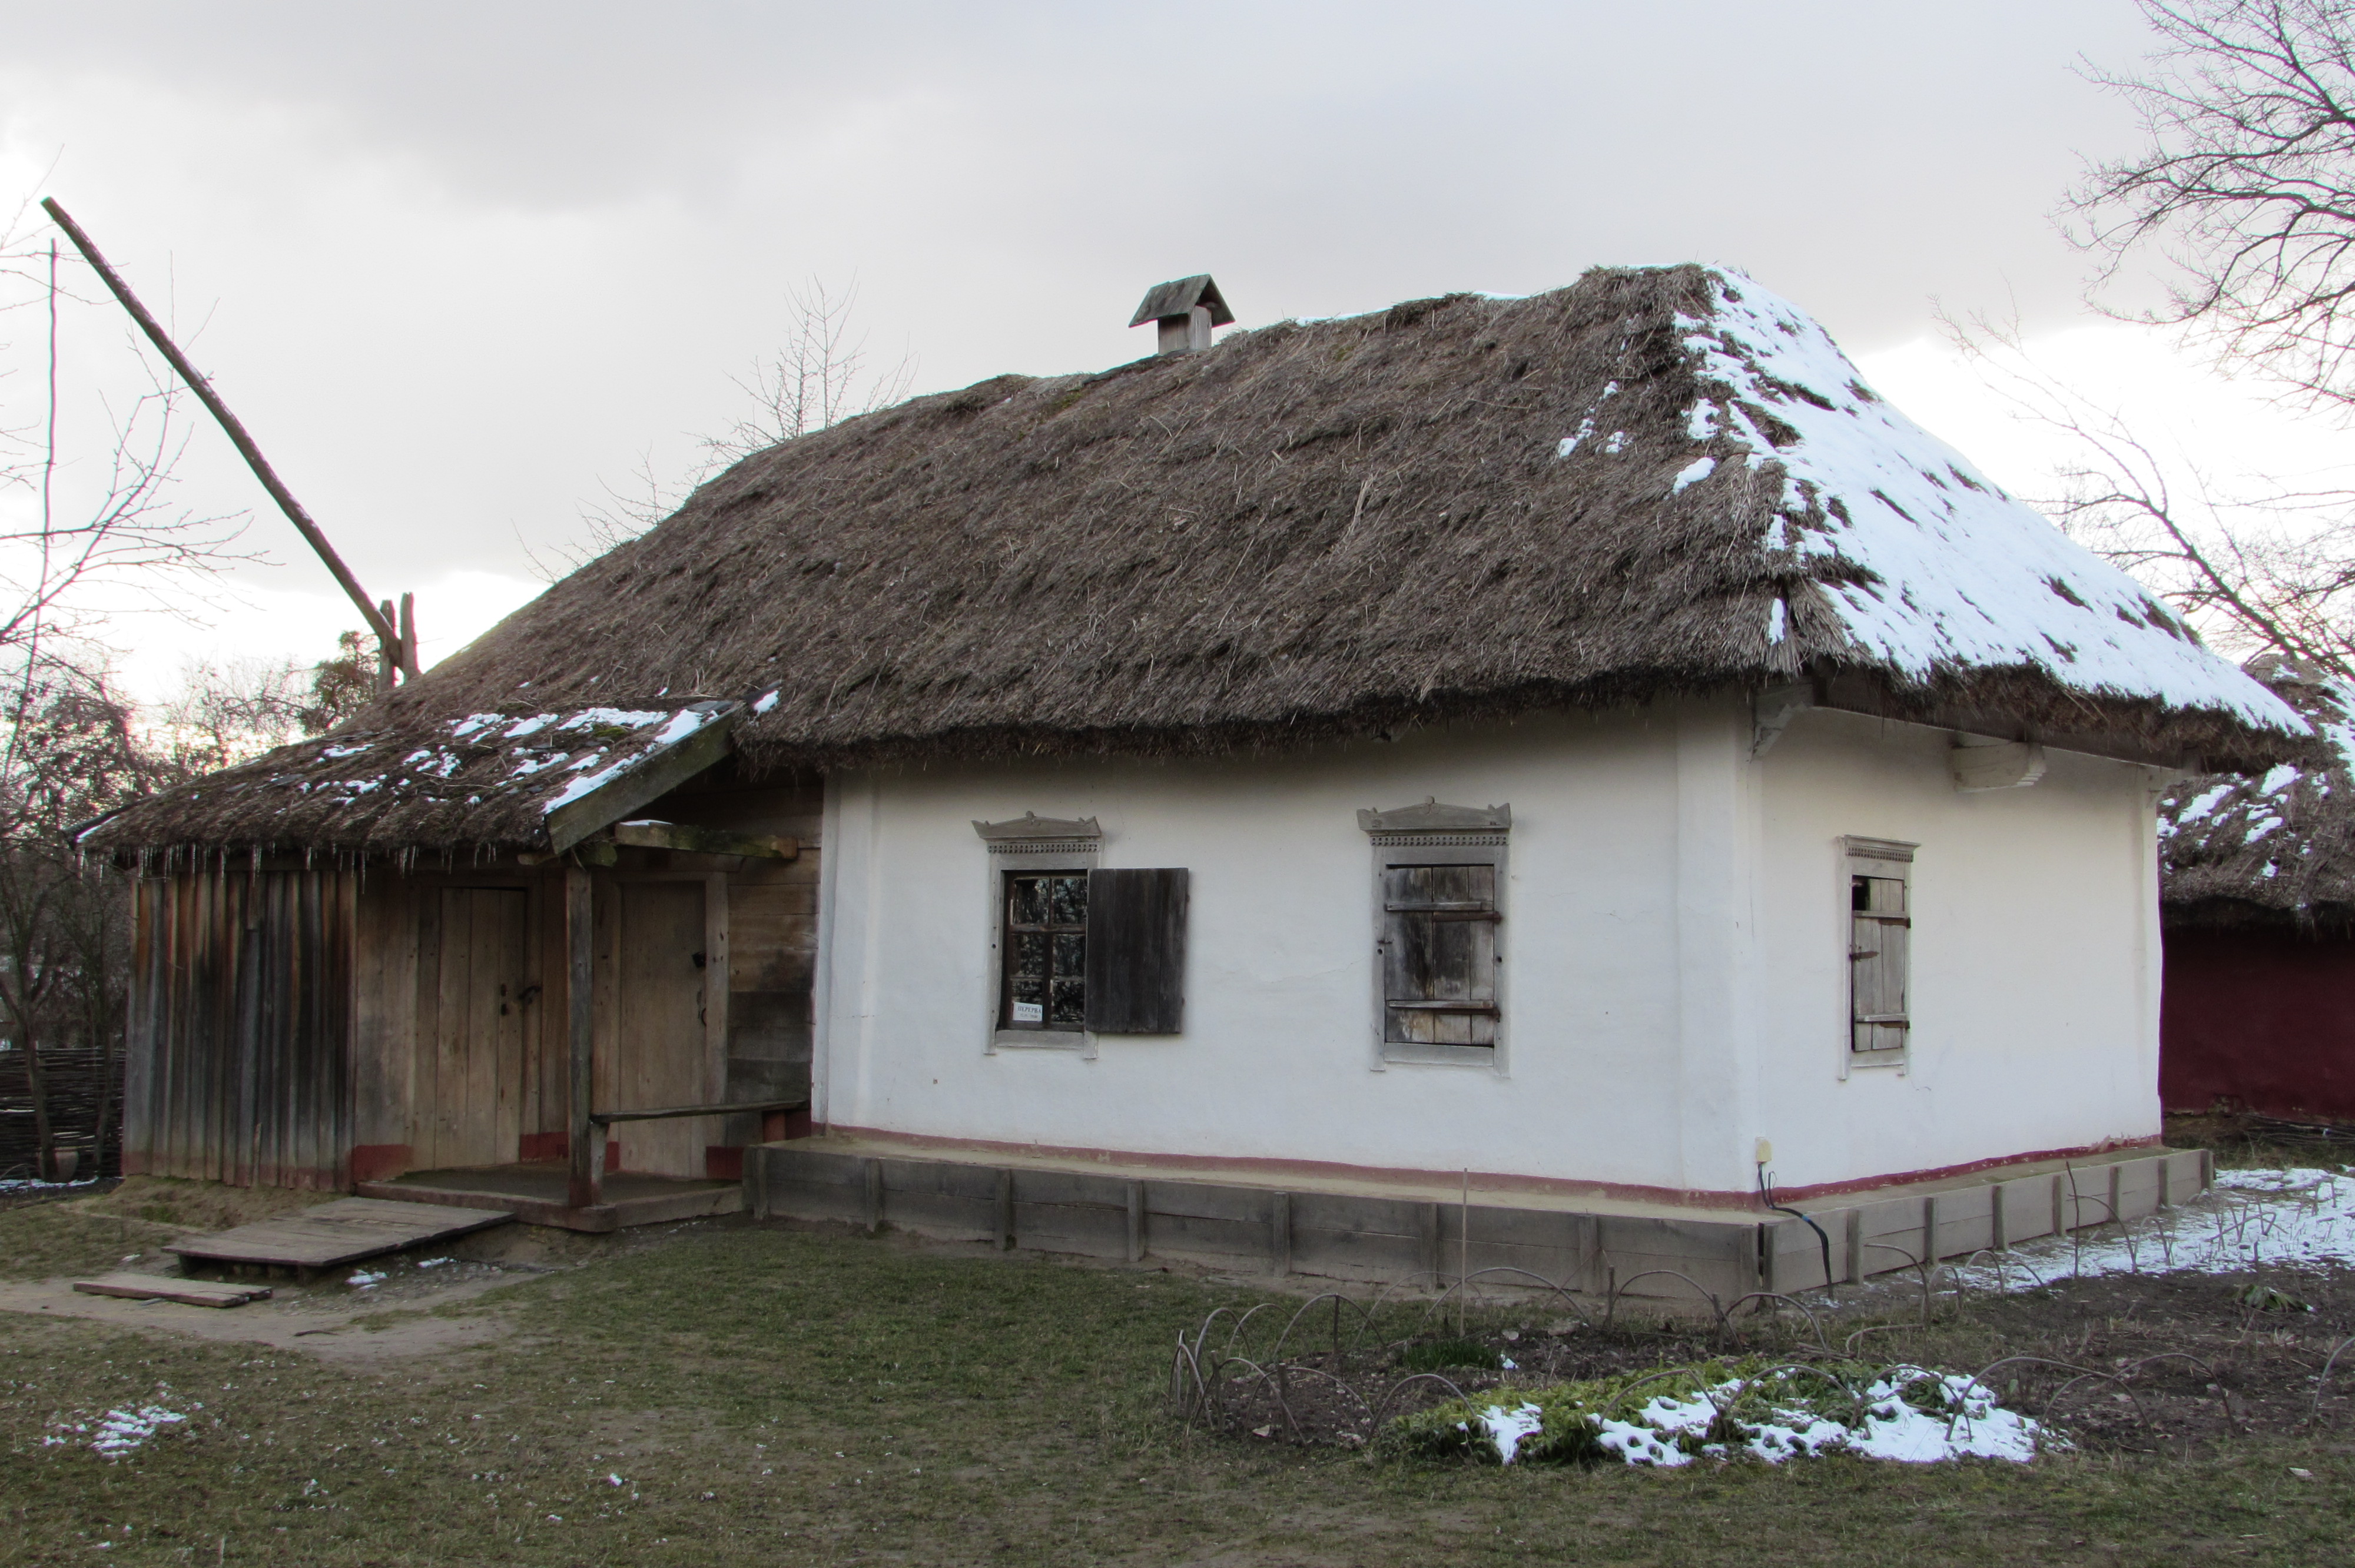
[397,592,420,680]
[2052,1174,2068,1238]
[1843,1209,1864,1285]
[864,1158,884,1234]
[1922,1195,1939,1264]
[1758,1224,1775,1294]
[565,867,599,1210]
[2156,1157,2171,1211]
[1271,1192,1292,1277]
[1990,1182,2008,1252]
[996,1168,1015,1251]
[2108,1163,2124,1230]
[1125,1181,1144,1264]
[376,598,399,695]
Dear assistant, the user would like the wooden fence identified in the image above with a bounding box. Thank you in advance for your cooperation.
[0,1047,122,1180]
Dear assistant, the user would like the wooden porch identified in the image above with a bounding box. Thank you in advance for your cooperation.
[357,1164,744,1233]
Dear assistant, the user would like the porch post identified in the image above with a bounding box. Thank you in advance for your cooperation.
[566,865,602,1208]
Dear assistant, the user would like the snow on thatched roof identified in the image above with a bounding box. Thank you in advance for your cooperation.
[89,264,2309,857]
[2162,659,2355,927]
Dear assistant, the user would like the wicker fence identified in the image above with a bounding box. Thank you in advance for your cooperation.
[0,1047,121,1180]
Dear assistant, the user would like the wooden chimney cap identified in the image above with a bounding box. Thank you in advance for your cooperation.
[1129,275,1234,328]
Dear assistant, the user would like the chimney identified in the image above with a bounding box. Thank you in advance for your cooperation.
[1129,274,1233,356]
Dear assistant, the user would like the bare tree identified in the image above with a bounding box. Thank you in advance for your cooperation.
[541,277,914,577]
[703,277,916,466]
[2071,1,2355,409]
[0,207,248,1178]
[1945,312,2355,677]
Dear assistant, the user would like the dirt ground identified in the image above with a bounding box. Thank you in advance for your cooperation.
[1196,1263,2355,1454]
[5,1174,2355,1566]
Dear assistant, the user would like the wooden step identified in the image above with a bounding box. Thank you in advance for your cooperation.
[72,1273,273,1308]
[165,1197,513,1275]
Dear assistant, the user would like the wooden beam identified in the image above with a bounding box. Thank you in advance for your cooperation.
[565,866,600,1209]
[612,820,799,861]
[589,1097,808,1125]
[39,199,403,666]
[543,709,742,855]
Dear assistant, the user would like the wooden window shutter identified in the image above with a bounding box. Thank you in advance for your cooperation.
[1083,868,1189,1034]
[1381,863,1500,1047]
[1849,872,1909,1053]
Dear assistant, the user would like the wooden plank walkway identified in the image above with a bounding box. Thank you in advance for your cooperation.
[165,1197,513,1275]
[71,1274,272,1308]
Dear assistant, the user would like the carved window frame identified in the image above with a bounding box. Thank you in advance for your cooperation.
[974,813,1102,1057]
[1359,799,1511,1074]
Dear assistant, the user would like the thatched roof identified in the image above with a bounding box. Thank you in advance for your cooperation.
[89,264,2311,858]
[2162,658,2355,928]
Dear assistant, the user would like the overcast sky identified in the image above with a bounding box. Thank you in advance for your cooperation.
[0,1,2334,698]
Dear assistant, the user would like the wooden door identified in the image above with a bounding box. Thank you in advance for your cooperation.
[611,881,713,1177]
[420,888,529,1168]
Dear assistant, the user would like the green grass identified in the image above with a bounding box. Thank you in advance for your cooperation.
[4,1219,2355,1565]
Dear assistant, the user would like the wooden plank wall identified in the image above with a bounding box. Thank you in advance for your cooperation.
[124,869,357,1189]
[651,765,821,1159]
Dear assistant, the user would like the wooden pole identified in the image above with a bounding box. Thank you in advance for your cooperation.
[397,592,420,679]
[565,866,600,1208]
[37,198,403,667]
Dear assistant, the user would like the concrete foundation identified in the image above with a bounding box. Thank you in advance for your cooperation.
[745,1137,2209,1300]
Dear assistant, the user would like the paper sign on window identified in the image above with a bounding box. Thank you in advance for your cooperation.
[1010,1001,1044,1024]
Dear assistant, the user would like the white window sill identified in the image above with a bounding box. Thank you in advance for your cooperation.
[1381,1042,1499,1069]
[1847,1048,1907,1072]
[990,1029,1094,1057]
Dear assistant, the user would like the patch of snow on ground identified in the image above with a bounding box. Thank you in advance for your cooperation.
[1955,1168,2355,1288]
[48,1404,191,1457]
[1676,273,2302,735]
[1613,1369,2041,1467]
[1477,1402,1545,1464]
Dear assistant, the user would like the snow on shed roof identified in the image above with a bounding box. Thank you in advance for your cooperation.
[2163,659,2355,926]
[82,700,741,861]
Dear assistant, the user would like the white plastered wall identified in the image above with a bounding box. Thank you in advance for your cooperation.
[1750,706,2165,1191]
[813,695,2162,1198]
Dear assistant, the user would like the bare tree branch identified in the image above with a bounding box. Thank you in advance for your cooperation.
[2072,1,2355,408]
[540,276,915,580]
[1946,308,2355,677]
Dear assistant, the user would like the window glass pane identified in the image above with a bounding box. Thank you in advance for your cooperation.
[1048,875,1087,926]
[1010,932,1049,982]
[1050,975,1087,1026]
[1010,876,1049,928]
[1053,931,1086,978]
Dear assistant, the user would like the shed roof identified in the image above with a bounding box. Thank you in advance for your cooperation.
[88,264,2312,858]
[2161,658,2355,928]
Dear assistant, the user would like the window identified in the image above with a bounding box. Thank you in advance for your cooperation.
[974,814,1190,1047]
[1844,837,1913,1059]
[1358,799,1510,1068]
[1382,863,1500,1047]
[1002,871,1088,1031]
